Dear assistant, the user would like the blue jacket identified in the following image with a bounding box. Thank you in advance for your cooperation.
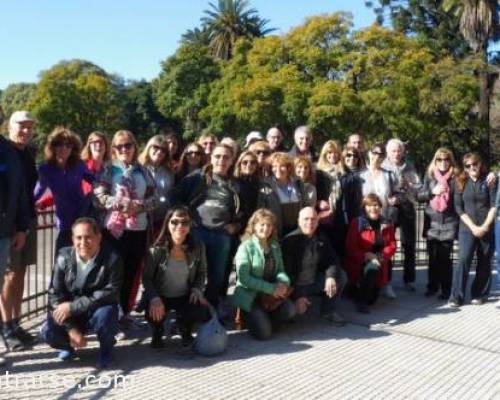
[0,136,30,238]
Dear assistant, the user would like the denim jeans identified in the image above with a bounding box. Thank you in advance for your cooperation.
[245,299,296,340]
[193,226,232,307]
[41,304,119,353]
[451,229,494,303]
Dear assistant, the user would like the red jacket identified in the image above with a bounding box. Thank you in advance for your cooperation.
[345,217,396,288]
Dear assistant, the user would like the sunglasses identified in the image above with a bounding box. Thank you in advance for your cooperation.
[465,162,478,169]
[169,218,190,227]
[345,153,358,159]
[371,151,384,156]
[89,140,104,146]
[436,158,449,162]
[187,151,201,156]
[255,150,270,156]
[53,140,73,149]
[241,160,257,166]
[113,143,134,151]
[151,145,167,153]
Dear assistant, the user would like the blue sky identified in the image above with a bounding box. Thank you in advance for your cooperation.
[0,0,376,89]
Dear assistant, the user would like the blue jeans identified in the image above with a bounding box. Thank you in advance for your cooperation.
[41,304,119,353]
[451,229,494,303]
[495,218,500,285]
[193,226,232,307]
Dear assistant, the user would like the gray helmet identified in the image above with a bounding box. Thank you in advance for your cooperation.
[194,306,228,356]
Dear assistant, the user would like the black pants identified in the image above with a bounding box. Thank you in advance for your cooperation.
[398,203,416,284]
[145,295,208,334]
[427,239,453,296]
[106,230,148,315]
[355,269,380,306]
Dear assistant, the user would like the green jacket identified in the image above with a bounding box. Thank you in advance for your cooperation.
[233,236,290,312]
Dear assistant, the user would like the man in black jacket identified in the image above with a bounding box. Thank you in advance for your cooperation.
[40,218,123,369]
[282,207,346,326]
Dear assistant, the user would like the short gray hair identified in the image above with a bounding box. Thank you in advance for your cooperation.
[294,125,312,139]
[386,138,405,153]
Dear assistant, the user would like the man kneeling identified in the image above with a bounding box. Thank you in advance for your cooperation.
[282,207,346,326]
[41,218,122,369]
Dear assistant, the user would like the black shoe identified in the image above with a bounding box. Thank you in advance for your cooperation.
[180,326,194,347]
[150,328,165,349]
[356,302,370,314]
[4,333,27,352]
[14,326,37,346]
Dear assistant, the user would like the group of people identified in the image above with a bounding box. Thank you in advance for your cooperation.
[0,110,499,369]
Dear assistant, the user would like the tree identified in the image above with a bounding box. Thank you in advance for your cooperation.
[153,44,221,139]
[200,0,274,60]
[181,27,211,47]
[0,83,37,129]
[28,59,125,144]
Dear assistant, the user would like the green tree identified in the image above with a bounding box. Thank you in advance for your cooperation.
[0,83,37,124]
[28,59,124,143]
[153,44,220,139]
[200,0,274,60]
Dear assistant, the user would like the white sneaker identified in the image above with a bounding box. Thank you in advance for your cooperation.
[383,284,397,299]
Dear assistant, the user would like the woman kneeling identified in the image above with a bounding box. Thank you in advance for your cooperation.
[233,209,296,340]
[142,206,209,348]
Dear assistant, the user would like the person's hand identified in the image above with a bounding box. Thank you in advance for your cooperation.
[190,289,206,305]
[224,223,239,235]
[52,302,72,325]
[68,328,87,348]
[273,283,288,299]
[148,297,165,322]
[295,297,311,315]
[432,184,445,196]
[470,224,485,238]
[476,225,489,238]
[11,231,27,251]
[486,172,496,189]
[324,277,337,298]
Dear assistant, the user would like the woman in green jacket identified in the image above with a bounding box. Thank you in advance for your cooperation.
[233,209,296,340]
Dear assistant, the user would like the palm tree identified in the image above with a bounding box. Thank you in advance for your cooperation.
[443,0,499,158]
[181,27,211,47]
[201,0,275,60]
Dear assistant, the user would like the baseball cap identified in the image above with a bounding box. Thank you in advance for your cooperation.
[9,111,35,125]
[244,131,263,148]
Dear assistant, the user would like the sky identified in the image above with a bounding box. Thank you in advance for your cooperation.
[0,0,376,90]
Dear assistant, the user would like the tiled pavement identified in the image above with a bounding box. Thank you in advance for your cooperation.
[2,269,500,400]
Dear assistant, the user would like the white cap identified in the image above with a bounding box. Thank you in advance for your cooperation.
[9,111,35,125]
[244,131,263,148]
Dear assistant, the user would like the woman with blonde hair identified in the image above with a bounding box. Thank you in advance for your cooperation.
[94,130,159,336]
[417,148,459,299]
[233,209,295,340]
[138,135,174,236]
[34,127,94,253]
[449,152,497,307]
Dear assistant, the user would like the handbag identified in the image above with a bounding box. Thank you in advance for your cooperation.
[194,305,228,356]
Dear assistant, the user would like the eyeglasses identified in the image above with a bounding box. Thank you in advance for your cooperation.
[53,140,73,149]
[345,153,358,159]
[241,160,257,166]
[186,151,201,156]
[213,153,230,160]
[151,145,167,154]
[465,162,478,169]
[255,150,270,156]
[436,158,450,162]
[113,143,134,151]
[169,218,190,227]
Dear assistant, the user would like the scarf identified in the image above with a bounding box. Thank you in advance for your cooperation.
[430,169,452,212]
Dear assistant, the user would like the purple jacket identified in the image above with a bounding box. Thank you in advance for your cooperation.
[34,160,94,231]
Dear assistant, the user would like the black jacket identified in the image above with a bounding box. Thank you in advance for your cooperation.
[281,228,341,286]
[417,176,458,242]
[48,244,123,327]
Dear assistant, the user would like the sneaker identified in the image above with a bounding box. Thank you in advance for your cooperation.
[383,284,397,299]
[115,330,127,341]
[58,348,76,361]
[322,311,346,327]
[448,299,461,308]
[97,348,113,369]
[471,298,486,305]
[404,283,416,292]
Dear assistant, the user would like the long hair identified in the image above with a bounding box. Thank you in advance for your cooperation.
[340,145,365,171]
[81,131,111,162]
[111,130,139,163]
[317,140,344,175]
[426,147,459,179]
[455,152,487,192]
[294,155,316,185]
[44,127,82,168]
[177,142,206,180]
[233,150,259,178]
[138,134,171,170]
[153,206,195,251]
[241,208,278,242]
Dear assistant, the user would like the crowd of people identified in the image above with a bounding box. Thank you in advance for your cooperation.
[0,110,499,369]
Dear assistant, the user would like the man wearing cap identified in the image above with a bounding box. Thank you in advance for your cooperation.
[0,111,39,351]
[244,131,263,149]
[0,120,30,366]
[288,126,317,161]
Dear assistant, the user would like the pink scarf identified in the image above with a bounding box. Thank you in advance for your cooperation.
[430,169,453,212]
